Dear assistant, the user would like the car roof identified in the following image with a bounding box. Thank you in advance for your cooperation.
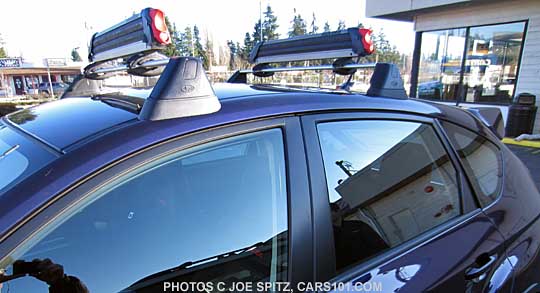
[0,83,485,238]
[5,83,479,153]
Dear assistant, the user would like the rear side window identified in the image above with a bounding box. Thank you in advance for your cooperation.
[317,120,462,272]
[2,129,288,292]
[441,122,502,206]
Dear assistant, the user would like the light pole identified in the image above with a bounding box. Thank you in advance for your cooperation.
[259,0,263,42]
[45,59,54,98]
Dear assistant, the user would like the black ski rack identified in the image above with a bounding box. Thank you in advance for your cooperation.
[249,28,374,64]
[227,27,407,99]
[74,8,221,121]
[88,8,171,63]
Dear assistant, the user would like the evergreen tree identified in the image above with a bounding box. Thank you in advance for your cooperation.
[323,21,331,33]
[252,20,263,45]
[193,25,208,69]
[337,20,346,30]
[180,26,194,56]
[309,13,319,34]
[70,48,82,62]
[240,32,253,62]
[288,10,307,37]
[364,29,401,64]
[263,5,279,40]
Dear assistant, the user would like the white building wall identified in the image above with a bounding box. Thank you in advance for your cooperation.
[414,0,540,133]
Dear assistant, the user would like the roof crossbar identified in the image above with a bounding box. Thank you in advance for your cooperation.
[227,62,408,100]
[85,58,170,76]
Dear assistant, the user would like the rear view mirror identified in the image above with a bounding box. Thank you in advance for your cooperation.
[466,107,505,139]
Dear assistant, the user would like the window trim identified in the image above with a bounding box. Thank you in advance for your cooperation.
[0,116,314,287]
[300,111,480,282]
[412,19,529,105]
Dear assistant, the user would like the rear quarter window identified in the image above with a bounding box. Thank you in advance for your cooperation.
[441,121,503,206]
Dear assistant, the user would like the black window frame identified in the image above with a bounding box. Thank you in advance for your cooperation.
[0,116,314,288]
[411,19,529,106]
[300,111,480,282]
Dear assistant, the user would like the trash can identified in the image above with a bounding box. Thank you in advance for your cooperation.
[505,92,537,137]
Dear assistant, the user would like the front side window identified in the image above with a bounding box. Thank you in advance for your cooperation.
[317,120,461,272]
[0,129,288,292]
[442,122,502,206]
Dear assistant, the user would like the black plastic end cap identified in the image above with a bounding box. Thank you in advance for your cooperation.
[366,63,407,99]
[139,57,221,121]
[227,70,248,83]
[249,41,263,64]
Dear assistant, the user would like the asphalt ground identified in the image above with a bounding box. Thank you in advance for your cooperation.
[506,144,540,191]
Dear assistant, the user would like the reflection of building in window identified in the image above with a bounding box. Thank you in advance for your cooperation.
[442,122,502,206]
[334,125,460,247]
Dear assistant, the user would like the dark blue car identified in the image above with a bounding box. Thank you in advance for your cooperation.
[1,8,540,293]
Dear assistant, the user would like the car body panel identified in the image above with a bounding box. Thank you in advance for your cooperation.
[0,89,456,239]
[1,82,539,292]
[329,211,511,292]
[299,112,512,292]
[484,146,540,292]
[0,88,505,238]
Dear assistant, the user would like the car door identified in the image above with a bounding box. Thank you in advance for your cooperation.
[441,121,540,293]
[301,112,513,292]
[0,117,313,292]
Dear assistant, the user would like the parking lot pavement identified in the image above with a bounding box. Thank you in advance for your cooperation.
[507,144,540,191]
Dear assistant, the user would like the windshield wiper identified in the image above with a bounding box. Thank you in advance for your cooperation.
[122,241,265,292]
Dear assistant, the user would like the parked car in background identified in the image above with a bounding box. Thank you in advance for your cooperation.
[1,8,540,293]
[37,82,67,95]
[417,80,442,99]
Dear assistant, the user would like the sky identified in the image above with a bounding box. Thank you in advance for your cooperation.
[0,0,414,63]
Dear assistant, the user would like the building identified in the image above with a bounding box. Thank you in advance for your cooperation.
[0,58,82,96]
[366,0,540,133]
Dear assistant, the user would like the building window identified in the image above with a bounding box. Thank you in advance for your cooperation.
[463,22,526,104]
[416,21,526,105]
[418,28,466,101]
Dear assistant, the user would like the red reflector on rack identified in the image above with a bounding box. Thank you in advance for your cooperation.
[359,28,374,55]
[149,9,171,45]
